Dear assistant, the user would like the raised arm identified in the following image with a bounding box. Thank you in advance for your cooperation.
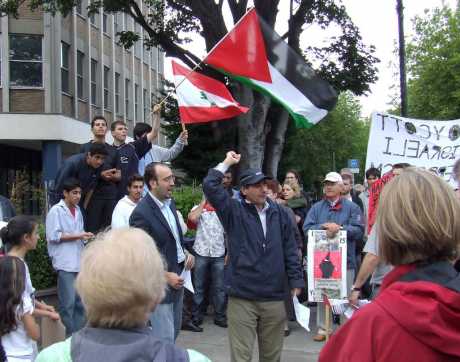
[146,104,161,143]
[202,151,241,229]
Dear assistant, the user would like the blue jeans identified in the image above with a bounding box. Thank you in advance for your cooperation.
[192,255,226,323]
[57,271,86,336]
[149,287,184,343]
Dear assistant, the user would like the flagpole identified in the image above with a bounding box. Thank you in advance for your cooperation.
[151,60,204,132]
[204,7,255,61]
[151,8,255,131]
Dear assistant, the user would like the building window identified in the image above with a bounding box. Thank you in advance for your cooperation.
[91,59,97,105]
[9,34,43,87]
[134,84,139,120]
[114,13,122,36]
[77,51,84,99]
[104,66,110,109]
[134,24,141,58]
[89,6,97,26]
[123,13,129,31]
[0,38,2,86]
[61,42,70,94]
[103,13,108,33]
[125,78,130,118]
[115,72,120,114]
[76,0,83,16]
[143,89,148,120]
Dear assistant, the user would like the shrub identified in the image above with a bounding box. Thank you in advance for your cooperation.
[172,183,203,218]
[23,184,203,291]
[26,224,57,290]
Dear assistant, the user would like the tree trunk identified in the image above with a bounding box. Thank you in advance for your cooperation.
[233,85,271,171]
[263,106,290,178]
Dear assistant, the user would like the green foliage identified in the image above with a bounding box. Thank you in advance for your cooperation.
[25,224,57,291]
[304,0,379,95]
[280,92,369,193]
[405,5,460,119]
[172,184,203,219]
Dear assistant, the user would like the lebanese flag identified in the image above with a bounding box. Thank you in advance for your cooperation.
[204,9,337,128]
[172,60,249,124]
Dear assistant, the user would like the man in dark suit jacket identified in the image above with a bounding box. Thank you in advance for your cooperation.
[129,162,194,343]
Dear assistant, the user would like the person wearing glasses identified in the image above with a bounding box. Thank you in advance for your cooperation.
[129,162,194,344]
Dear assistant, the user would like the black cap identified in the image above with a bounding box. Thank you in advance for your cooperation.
[239,169,270,187]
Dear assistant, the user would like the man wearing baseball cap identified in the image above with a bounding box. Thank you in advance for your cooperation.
[203,151,304,362]
[303,171,364,342]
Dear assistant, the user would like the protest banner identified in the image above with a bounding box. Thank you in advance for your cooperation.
[307,230,347,302]
[366,112,460,186]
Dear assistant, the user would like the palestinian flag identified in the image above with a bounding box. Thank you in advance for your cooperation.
[172,60,249,124]
[204,9,337,128]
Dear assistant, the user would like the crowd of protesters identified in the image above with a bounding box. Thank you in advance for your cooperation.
[0,111,459,361]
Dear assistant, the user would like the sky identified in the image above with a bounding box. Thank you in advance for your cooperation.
[340,0,457,117]
[164,0,458,118]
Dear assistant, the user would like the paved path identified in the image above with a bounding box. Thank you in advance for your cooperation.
[177,312,324,362]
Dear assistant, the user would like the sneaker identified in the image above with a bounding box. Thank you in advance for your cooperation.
[313,333,326,342]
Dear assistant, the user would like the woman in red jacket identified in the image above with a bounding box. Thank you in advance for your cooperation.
[319,168,460,362]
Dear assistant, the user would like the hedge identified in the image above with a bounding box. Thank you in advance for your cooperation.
[24,184,204,290]
[25,224,57,291]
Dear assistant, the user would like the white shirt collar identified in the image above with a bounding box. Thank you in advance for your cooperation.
[244,199,270,213]
[148,191,171,208]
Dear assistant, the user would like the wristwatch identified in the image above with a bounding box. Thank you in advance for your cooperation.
[351,285,361,292]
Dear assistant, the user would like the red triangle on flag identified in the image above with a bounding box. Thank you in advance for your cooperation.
[204,9,272,83]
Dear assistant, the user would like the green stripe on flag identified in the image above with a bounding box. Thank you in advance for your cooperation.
[223,72,315,129]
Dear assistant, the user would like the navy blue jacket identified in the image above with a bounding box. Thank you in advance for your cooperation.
[129,193,185,304]
[52,153,101,206]
[114,136,151,200]
[80,142,120,200]
[203,168,304,302]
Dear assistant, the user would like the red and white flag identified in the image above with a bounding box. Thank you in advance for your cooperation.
[172,60,249,124]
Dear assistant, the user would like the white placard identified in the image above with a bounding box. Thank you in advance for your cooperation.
[366,112,460,186]
[307,230,347,302]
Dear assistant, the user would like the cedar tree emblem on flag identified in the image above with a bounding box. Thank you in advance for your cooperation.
[171,60,249,124]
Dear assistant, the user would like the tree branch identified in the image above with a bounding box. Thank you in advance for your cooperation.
[228,0,248,23]
[124,0,201,68]
[288,0,313,52]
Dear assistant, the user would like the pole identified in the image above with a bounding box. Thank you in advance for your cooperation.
[397,0,408,117]
[325,303,331,341]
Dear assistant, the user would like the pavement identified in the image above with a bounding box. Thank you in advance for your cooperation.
[177,308,324,362]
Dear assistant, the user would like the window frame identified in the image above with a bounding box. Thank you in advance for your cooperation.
[90,58,98,105]
[61,42,71,94]
[102,13,108,34]
[115,72,120,115]
[75,0,83,17]
[103,65,110,109]
[125,78,130,119]
[77,51,85,100]
[134,83,139,121]
[9,34,44,89]
[143,89,149,121]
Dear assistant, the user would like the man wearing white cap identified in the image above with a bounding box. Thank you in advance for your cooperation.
[303,172,364,341]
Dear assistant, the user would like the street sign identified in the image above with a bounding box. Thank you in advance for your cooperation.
[348,159,359,169]
[349,168,360,174]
